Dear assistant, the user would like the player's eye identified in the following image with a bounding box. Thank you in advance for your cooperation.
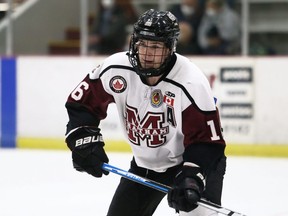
[149,45,161,49]
[137,41,148,48]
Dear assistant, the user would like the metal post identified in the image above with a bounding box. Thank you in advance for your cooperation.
[241,0,249,56]
[80,0,88,56]
[6,0,13,56]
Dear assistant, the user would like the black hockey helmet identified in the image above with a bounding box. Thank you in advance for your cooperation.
[128,9,180,77]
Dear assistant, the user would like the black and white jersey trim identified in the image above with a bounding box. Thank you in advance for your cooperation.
[163,78,215,114]
[99,65,136,78]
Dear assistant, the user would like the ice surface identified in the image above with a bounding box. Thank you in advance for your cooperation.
[0,149,287,216]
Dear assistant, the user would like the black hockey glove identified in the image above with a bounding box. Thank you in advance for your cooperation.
[66,127,109,178]
[168,162,205,212]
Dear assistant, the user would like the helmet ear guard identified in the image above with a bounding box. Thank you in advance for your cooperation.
[128,9,180,77]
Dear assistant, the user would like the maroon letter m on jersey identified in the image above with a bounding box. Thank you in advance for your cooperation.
[125,104,169,148]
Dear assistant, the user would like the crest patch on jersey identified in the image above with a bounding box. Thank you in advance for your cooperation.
[109,76,127,93]
[150,89,163,108]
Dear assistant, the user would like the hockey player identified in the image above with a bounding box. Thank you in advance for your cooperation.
[65,9,226,216]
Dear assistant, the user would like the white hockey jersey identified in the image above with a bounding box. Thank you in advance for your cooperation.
[66,52,225,172]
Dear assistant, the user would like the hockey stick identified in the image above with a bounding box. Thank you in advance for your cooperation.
[102,163,247,216]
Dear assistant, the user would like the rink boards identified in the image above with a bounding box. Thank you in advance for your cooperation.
[1,56,288,157]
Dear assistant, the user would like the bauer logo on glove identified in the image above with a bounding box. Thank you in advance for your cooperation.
[75,135,103,147]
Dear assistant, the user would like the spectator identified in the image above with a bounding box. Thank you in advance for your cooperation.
[170,0,204,55]
[88,0,138,55]
[203,25,228,55]
[198,0,241,55]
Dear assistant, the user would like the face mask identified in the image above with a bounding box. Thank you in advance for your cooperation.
[101,0,114,9]
[181,5,195,16]
[206,8,217,17]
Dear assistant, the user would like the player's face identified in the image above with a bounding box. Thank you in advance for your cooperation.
[137,39,170,69]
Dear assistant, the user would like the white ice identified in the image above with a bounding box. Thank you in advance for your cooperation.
[0,149,288,216]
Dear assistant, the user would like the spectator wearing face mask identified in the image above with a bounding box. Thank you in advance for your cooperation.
[170,0,204,55]
[88,0,138,55]
[198,0,241,55]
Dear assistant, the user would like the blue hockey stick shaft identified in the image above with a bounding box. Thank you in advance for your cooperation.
[102,162,171,193]
[102,163,247,216]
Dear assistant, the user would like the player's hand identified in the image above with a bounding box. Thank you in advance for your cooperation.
[167,163,205,212]
[66,127,109,178]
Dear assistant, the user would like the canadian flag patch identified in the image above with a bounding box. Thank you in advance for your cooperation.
[163,95,174,107]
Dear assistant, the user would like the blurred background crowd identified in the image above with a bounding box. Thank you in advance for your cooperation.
[0,0,287,56]
[88,0,242,56]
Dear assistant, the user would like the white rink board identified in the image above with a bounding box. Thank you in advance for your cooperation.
[16,56,288,145]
